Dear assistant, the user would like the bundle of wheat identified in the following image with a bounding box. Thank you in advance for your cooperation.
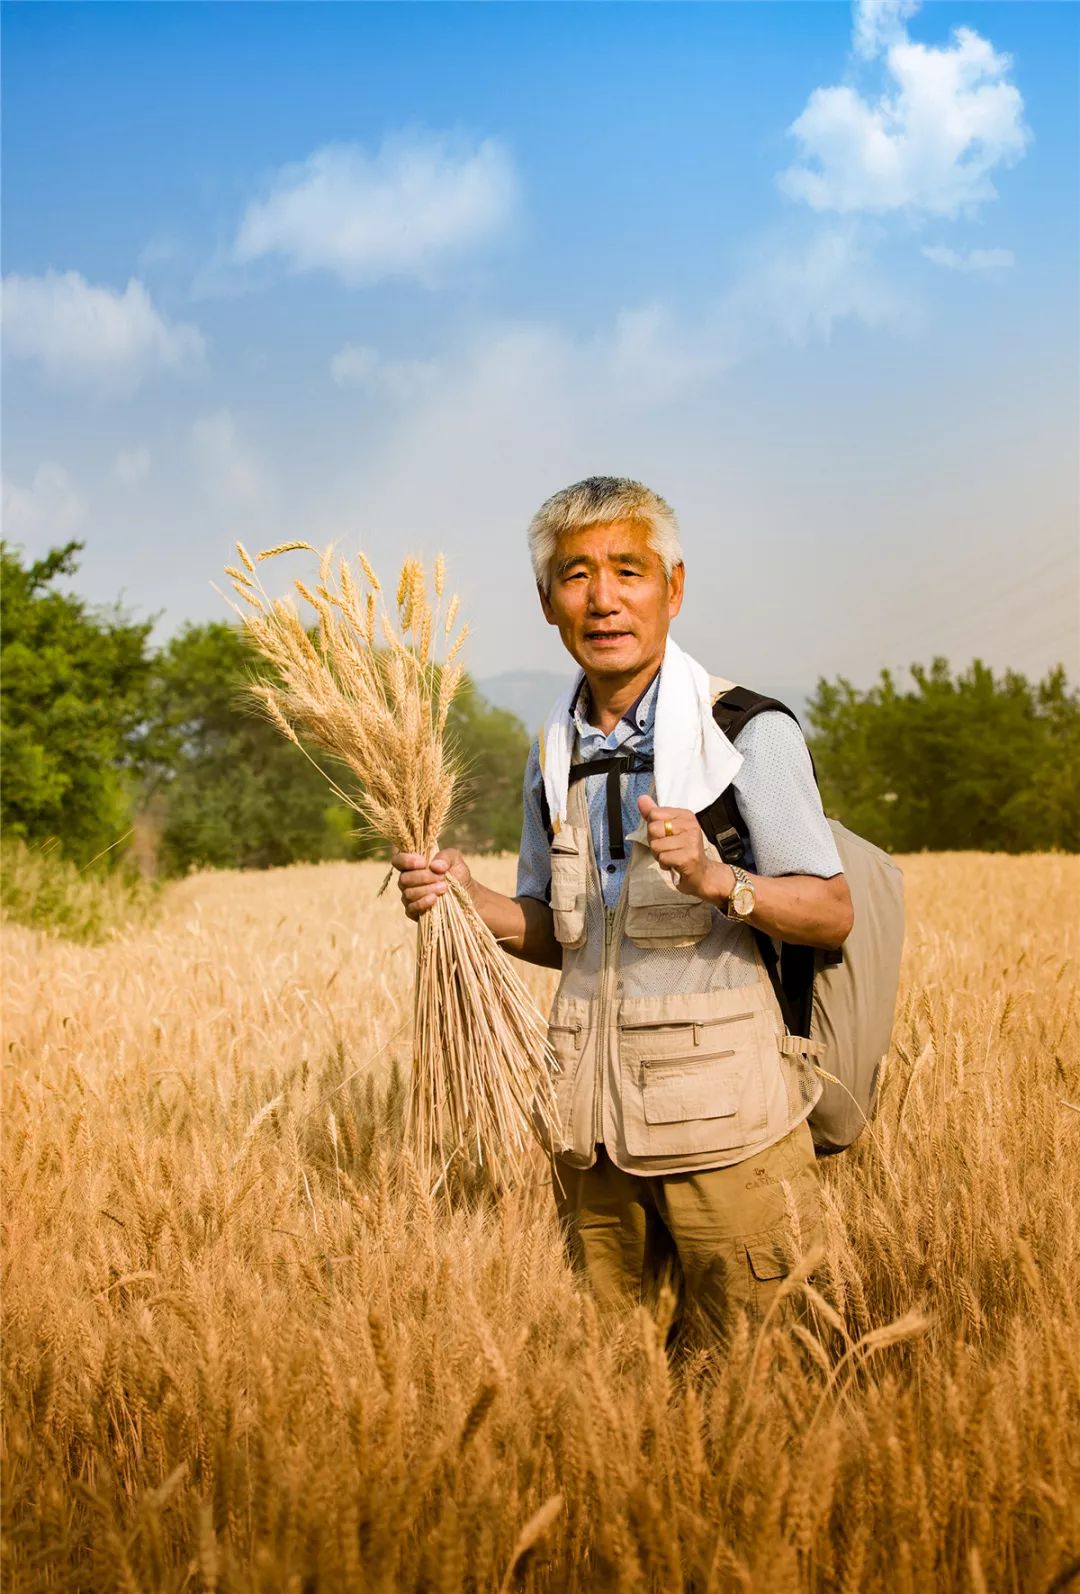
[223,541,559,1190]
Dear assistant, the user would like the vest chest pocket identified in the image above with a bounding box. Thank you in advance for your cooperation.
[618,1011,768,1157]
[549,825,588,949]
[625,842,713,948]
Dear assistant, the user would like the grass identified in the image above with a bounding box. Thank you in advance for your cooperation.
[0,836,158,945]
[2,851,1078,1591]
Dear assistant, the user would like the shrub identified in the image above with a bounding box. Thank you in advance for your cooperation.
[0,837,158,944]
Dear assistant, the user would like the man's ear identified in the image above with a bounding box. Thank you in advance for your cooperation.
[538,580,558,626]
[668,561,685,619]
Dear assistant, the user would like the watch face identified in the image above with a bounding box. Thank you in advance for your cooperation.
[732,882,755,917]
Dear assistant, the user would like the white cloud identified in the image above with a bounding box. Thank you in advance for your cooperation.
[921,243,1014,274]
[136,232,182,271]
[330,343,381,386]
[1,463,86,543]
[372,358,443,404]
[323,225,917,546]
[111,445,152,487]
[1,270,206,396]
[232,132,518,287]
[332,245,916,540]
[608,305,726,404]
[190,409,273,512]
[721,222,918,347]
[853,0,921,62]
[780,18,1031,218]
[579,226,916,405]
[330,341,442,401]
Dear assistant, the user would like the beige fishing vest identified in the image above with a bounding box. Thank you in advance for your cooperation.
[540,685,822,1176]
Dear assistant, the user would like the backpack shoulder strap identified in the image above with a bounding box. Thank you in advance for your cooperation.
[696,686,809,868]
[695,685,821,1039]
[710,684,803,744]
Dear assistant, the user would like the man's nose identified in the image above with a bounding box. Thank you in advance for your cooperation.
[587,571,620,612]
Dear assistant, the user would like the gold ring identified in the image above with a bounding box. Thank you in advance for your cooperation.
[664,819,674,837]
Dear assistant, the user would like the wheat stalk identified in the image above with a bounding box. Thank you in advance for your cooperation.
[222,543,559,1190]
[4,853,1080,1589]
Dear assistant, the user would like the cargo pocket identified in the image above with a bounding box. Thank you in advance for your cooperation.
[742,1233,793,1324]
[540,1007,587,1155]
[739,1126,825,1321]
[618,1011,768,1158]
[745,1236,790,1283]
[549,826,588,949]
[624,839,714,949]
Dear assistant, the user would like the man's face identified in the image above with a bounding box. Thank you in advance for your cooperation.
[538,519,684,681]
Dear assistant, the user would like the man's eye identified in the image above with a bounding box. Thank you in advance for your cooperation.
[619,569,640,578]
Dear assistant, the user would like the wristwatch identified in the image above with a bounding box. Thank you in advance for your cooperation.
[725,864,756,921]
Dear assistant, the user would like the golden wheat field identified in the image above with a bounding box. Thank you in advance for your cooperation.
[3,852,1078,1593]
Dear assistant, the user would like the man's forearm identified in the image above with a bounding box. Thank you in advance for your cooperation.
[466,878,563,969]
[702,860,853,950]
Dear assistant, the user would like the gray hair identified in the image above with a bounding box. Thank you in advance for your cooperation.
[526,475,683,594]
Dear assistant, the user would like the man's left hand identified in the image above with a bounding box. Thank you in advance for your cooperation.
[636,793,727,901]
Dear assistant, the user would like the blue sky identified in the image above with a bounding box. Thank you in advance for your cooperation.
[2,0,1076,703]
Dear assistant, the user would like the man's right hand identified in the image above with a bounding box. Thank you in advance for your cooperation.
[390,848,471,920]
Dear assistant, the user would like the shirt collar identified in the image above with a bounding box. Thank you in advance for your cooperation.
[571,666,660,741]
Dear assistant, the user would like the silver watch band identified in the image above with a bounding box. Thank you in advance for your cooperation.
[725,863,754,920]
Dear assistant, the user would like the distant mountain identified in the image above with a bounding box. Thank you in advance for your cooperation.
[476,670,574,736]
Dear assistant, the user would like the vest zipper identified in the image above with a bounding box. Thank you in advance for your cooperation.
[593,892,632,1143]
[594,906,618,1141]
[567,735,635,1154]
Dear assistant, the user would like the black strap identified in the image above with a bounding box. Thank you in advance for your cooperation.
[695,687,827,1037]
[694,686,804,871]
[748,931,800,1036]
[567,750,654,861]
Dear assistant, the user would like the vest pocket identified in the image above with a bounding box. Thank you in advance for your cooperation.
[618,1012,768,1157]
[549,826,588,949]
[543,1004,588,1157]
[625,845,713,948]
[641,1051,736,1123]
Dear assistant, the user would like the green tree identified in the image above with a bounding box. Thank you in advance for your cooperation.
[0,542,154,862]
[144,624,531,870]
[144,622,359,873]
[0,541,542,874]
[445,678,530,853]
[807,658,1080,853]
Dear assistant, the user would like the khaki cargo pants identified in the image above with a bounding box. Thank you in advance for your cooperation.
[552,1119,824,1347]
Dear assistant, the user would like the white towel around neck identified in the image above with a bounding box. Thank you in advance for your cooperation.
[539,635,743,831]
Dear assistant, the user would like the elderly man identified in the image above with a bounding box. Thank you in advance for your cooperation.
[392,476,852,1344]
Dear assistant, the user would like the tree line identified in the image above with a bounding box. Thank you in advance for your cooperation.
[1,542,528,874]
[2,540,1078,875]
[806,660,1079,854]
